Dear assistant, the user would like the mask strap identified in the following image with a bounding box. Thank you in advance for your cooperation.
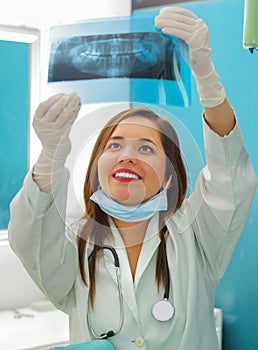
[163,175,172,192]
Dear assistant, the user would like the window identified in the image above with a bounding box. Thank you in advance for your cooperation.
[0,25,40,238]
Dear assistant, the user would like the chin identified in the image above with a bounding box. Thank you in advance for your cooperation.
[110,192,144,206]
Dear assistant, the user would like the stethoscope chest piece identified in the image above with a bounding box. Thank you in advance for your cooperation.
[152,299,175,322]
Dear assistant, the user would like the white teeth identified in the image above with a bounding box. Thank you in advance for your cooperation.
[114,172,140,179]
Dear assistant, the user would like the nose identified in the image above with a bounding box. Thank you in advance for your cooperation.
[117,145,138,164]
[118,157,137,164]
[118,152,138,164]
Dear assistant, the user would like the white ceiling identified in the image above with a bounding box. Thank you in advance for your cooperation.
[0,0,131,29]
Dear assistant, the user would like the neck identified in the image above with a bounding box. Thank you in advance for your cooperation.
[112,217,150,247]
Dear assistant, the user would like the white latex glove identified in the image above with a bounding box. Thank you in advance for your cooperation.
[155,7,226,107]
[32,92,81,192]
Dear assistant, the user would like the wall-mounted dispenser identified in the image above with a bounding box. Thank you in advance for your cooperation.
[46,13,191,107]
[243,0,258,53]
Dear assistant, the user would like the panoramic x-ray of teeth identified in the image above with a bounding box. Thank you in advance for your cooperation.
[48,32,180,82]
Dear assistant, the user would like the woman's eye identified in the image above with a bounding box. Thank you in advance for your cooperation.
[139,145,154,153]
[108,142,121,150]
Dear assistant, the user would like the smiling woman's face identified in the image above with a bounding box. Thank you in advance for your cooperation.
[97,116,167,206]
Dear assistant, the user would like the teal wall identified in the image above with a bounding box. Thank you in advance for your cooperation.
[0,40,29,229]
[135,0,258,349]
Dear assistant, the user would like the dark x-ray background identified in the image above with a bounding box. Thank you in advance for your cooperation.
[48,32,180,82]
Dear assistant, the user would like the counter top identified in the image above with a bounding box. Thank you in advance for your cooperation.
[0,301,69,349]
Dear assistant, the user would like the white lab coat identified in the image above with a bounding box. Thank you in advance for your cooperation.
[8,119,257,350]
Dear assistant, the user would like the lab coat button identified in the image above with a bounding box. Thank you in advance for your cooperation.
[135,336,145,347]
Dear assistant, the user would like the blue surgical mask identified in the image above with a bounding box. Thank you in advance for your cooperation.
[90,176,171,222]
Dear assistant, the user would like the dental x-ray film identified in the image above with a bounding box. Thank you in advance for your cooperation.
[47,14,191,106]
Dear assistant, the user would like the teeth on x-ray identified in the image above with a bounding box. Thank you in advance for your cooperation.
[71,38,162,76]
[48,32,179,82]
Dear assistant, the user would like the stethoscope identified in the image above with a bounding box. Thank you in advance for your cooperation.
[87,245,175,339]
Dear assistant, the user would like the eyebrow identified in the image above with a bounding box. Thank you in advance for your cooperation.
[109,136,158,147]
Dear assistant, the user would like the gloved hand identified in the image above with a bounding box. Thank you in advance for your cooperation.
[155,7,226,108]
[32,92,81,192]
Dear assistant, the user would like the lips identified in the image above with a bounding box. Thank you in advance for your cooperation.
[112,168,142,181]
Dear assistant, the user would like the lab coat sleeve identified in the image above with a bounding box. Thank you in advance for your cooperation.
[8,168,78,312]
[178,117,257,281]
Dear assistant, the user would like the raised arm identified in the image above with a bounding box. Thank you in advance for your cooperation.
[155,7,235,136]
[8,93,81,310]
[156,8,257,280]
[204,99,235,136]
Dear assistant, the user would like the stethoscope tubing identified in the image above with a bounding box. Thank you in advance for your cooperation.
[87,245,124,339]
[87,243,173,339]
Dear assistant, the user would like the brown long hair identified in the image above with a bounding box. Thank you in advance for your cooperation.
[77,107,187,306]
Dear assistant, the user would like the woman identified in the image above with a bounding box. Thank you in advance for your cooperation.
[8,8,257,350]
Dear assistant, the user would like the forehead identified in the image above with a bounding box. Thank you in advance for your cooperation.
[111,116,162,142]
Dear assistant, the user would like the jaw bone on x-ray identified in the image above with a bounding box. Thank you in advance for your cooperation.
[49,32,176,81]
[47,14,191,107]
